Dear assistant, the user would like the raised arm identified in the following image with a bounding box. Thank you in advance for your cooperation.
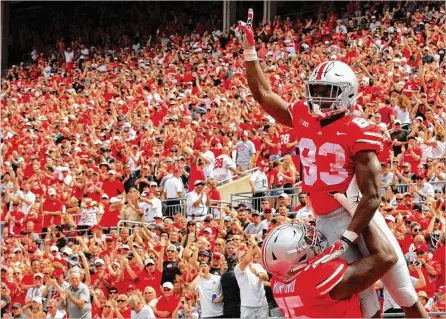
[237,9,293,128]
[246,61,293,127]
[329,222,397,300]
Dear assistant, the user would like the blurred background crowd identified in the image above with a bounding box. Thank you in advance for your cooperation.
[1,1,445,318]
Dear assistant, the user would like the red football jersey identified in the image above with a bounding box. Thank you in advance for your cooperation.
[279,127,297,154]
[289,102,383,214]
[271,257,361,318]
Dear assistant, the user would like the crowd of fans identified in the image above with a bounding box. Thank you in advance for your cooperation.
[1,1,445,318]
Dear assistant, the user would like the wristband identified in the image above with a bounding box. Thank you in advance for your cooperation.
[342,230,358,244]
[243,47,258,62]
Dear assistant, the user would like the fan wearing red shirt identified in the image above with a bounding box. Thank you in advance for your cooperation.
[410,244,441,298]
[20,259,41,292]
[207,180,221,206]
[377,99,395,126]
[5,201,25,235]
[101,170,124,198]
[399,222,422,255]
[115,251,142,293]
[41,188,64,234]
[90,259,117,296]
[412,205,431,230]
[279,127,298,156]
[431,235,445,291]
[188,157,206,192]
[432,285,446,313]
[394,193,414,216]
[264,126,281,159]
[84,172,103,202]
[153,282,180,318]
[99,236,116,258]
[402,137,422,174]
[138,256,164,296]
[268,160,283,194]
[197,215,219,237]
[115,294,132,319]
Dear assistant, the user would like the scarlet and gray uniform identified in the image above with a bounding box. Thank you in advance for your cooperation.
[288,101,418,316]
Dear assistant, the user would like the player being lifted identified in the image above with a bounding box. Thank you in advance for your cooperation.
[261,221,396,318]
[236,8,428,318]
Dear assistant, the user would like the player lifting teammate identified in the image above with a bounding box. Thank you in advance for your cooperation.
[236,8,428,318]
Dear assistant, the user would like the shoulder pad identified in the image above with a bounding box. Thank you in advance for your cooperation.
[347,116,384,155]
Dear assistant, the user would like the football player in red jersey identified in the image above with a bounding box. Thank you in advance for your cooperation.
[262,221,397,318]
[236,9,427,318]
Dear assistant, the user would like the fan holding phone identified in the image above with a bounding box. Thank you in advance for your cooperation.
[172,294,199,318]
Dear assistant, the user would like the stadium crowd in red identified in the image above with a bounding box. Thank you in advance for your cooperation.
[1,1,445,318]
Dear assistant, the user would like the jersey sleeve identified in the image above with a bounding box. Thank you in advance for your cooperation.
[288,101,306,126]
[349,118,384,155]
[311,259,348,296]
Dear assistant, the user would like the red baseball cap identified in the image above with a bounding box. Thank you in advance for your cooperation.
[52,269,64,278]
[28,245,37,253]
[414,243,428,253]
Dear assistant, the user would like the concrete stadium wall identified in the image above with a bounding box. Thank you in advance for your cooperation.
[217,174,252,203]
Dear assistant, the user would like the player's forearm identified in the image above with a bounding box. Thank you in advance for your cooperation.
[246,61,273,103]
[330,224,397,300]
[246,62,292,127]
[349,193,380,237]
[348,151,381,240]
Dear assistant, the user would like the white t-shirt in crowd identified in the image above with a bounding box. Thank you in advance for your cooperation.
[416,137,433,163]
[234,263,268,307]
[131,305,155,319]
[139,198,162,222]
[186,190,208,221]
[394,106,411,125]
[295,206,313,220]
[21,191,36,214]
[201,150,215,179]
[413,182,435,203]
[213,154,236,183]
[64,51,74,63]
[196,274,224,318]
[164,177,183,199]
[250,171,268,192]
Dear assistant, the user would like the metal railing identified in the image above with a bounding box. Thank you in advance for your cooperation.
[230,186,302,212]
[160,198,231,220]
[381,181,446,198]
[381,181,445,203]
[216,155,289,187]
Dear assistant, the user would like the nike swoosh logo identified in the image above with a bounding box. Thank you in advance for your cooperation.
[337,132,346,135]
